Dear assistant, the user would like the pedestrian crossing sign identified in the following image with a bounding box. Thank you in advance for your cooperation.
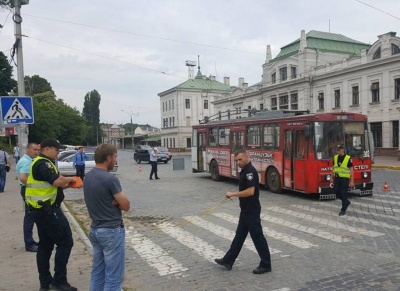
[0,96,34,124]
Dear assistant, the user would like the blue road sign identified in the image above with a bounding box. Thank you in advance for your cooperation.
[0,96,34,124]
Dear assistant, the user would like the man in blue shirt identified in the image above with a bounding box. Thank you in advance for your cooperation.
[73,146,89,180]
[16,142,40,252]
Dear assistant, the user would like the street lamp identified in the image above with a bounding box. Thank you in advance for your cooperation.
[121,109,135,150]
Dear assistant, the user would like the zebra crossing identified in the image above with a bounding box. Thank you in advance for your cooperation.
[124,195,400,279]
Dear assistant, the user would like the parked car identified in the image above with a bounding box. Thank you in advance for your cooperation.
[133,145,169,164]
[158,147,172,161]
[57,150,77,161]
[57,152,118,175]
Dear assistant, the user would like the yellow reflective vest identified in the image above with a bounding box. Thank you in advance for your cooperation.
[333,154,351,178]
[25,156,58,209]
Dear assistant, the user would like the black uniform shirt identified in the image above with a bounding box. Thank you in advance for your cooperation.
[31,153,64,206]
[239,162,261,213]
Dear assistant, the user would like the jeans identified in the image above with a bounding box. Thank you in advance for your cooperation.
[149,161,158,179]
[21,186,37,247]
[0,164,6,192]
[89,226,125,291]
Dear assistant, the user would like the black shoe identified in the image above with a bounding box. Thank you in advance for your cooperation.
[252,266,272,274]
[215,258,232,270]
[149,178,153,180]
[49,282,77,291]
[155,177,160,180]
[339,210,346,216]
[26,245,38,252]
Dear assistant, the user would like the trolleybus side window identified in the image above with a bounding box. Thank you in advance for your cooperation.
[209,128,218,147]
[231,131,244,152]
[246,125,261,149]
[263,124,280,150]
[218,127,230,148]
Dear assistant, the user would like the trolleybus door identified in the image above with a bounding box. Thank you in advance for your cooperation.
[293,130,306,190]
[283,130,294,188]
[197,132,206,171]
[230,130,244,177]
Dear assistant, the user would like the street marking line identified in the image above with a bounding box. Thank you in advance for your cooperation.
[159,222,226,263]
[266,206,384,237]
[126,228,188,277]
[211,213,317,249]
[290,205,400,231]
[183,215,282,254]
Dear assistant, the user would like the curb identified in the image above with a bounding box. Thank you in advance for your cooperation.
[372,165,400,170]
[61,203,93,253]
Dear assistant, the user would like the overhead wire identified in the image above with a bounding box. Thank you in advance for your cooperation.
[23,13,264,55]
[354,0,400,21]
[0,10,11,33]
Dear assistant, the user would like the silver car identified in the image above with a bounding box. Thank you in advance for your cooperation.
[57,152,118,176]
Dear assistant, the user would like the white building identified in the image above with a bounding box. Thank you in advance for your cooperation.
[158,68,231,150]
[213,30,400,155]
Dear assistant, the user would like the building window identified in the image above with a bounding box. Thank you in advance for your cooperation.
[168,100,171,110]
[291,67,297,79]
[162,102,165,112]
[392,44,400,55]
[395,78,400,100]
[172,117,175,127]
[291,93,298,110]
[163,138,166,147]
[169,117,172,128]
[164,118,168,128]
[318,92,324,110]
[260,103,264,110]
[334,89,341,108]
[173,138,175,148]
[204,99,208,109]
[279,67,287,81]
[271,73,276,84]
[271,97,277,110]
[279,95,288,110]
[352,86,359,105]
[371,82,380,102]
[393,121,399,148]
[370,122,382,147]
[185,99,190,109]
[373,47,381,60]
[172,99,174,110]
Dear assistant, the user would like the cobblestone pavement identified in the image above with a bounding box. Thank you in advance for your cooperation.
[64,151,400,291]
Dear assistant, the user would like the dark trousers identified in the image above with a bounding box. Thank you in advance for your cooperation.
[75,164,85,180]
[0,164,6,192]
[149,161,158,179]
[223,211,271,268]
[334,177,350,211]
[20,186,36,247]
[32,207,74,287]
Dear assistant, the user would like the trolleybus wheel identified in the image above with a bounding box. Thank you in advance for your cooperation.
[137,159,141,164]
[210,160,220,181]
[267,167,282,193]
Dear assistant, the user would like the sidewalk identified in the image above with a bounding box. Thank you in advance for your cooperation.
[373,155,400,170]
[0,176,91,291]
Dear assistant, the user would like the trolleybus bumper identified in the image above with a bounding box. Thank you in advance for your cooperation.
[319,182,374,200]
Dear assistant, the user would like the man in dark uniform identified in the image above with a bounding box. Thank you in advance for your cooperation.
[331,144,354,216]
[26,138,78,291]
[215,149,272,274]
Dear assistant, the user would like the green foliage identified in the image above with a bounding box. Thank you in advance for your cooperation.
[82,90,101,145]
[24,75,53,96]
[0,52,17,96]
[123,123,138,134]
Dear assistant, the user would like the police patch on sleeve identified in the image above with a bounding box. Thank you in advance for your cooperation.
[246,173,253,181]
[45,162,52,169]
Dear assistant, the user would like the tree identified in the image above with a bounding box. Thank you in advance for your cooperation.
[82,89,101,145]
[24,75,53,96]
[0,52,17,96]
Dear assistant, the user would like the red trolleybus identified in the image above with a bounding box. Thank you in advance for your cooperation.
[192,110,374,199]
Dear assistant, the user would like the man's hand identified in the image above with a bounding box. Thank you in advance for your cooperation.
[112,199,119,206]
[226,192,235,198]
[349,181,355,188]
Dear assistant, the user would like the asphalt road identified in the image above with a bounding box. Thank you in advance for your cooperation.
[65,150,400,291]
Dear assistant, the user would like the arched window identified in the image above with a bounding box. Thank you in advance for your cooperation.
[392,43,400,55]
[373,47,381,59]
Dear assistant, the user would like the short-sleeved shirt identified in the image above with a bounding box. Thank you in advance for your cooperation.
[83,167,123,228]
[16,154,33,187]
[31,154,64,205]
[238,162,261,213]
[13,146,20,157]
[150,150,157,162]
[0,151,10,164]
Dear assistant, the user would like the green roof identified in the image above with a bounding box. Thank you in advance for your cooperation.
[174,70,231,91]
[143,135,161,142]
[271,30,371,62]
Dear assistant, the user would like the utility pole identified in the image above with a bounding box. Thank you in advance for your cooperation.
[14,0,29,155]
[121,109,136,150]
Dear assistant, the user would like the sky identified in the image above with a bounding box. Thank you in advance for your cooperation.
[0,0,399,128]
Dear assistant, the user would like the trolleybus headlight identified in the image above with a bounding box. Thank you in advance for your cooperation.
[362,172,368,178]
[325,174,331,181]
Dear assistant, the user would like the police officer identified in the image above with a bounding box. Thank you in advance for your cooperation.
[331,144,354,216]
[215,149,272,274]
[25,138,78,291]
